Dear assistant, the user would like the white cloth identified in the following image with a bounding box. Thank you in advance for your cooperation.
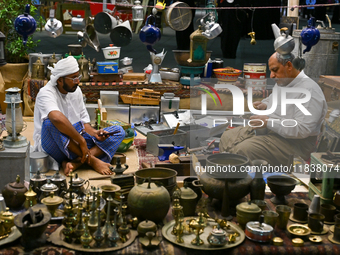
[47,56,79,86]
[33,82,90,169]
[261,71,327,139]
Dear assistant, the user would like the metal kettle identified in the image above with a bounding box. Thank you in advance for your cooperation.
[272,23,295,56]
[139,15,161,53]
[200,12,222,40]
[301,17,320,53]
[78,53,90,82]
[14,4,37,45]
[45,17,63,38]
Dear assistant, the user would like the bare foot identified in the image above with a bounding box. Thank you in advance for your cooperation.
[88,157,113,175]
[62,159,83,176]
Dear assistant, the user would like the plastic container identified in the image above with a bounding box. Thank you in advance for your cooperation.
[102,44,121,59]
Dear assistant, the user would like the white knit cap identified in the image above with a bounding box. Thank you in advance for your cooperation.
[47,56,79,85]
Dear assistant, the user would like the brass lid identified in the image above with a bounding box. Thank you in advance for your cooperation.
[309,235,323,243]
[236,201,261,213]
[272,237,283,246]
[71,173,85,185]
[30,170,47,181]
[9,175,25,189]
[41,192,63,205]
[292,238,304,247]
[41,180,58,191]
[180,186,197,200]
[51,170,66,182]
[138,220,157,231]
[1,207,13,218]
[33,58,44,67]
[25,186,37,197]
[288,224,311,237]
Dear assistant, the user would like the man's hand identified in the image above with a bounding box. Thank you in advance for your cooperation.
[79,141,91,164]
[249,115,269,129]
[93,129,109,141]
[253,101,267,110]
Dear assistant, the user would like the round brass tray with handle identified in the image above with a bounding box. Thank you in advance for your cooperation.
[162,217,245,250]
[48,226,138,252]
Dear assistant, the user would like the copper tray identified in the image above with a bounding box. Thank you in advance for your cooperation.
[161,217,245,250]
[48,226,138,252]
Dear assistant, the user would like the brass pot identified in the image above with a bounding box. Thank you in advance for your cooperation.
[50,170,67,197]
[2,175,28,209]
[127,180,170,222]
[97,184,121,200]
[137,219,157,236]
[179,186,197,216]
[196,153,252,203]
[29,170,47,198]
[236,201,261,229]
[0,207,14,234]
[69,173,89,197]
[41,192,63,217]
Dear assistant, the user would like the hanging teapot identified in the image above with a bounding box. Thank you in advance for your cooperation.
[45,17,63,38]
[139,15,161,54]
[272,24,295,56]
[300,17,320,53]
[200,12,222,40]
[14,4,37,45]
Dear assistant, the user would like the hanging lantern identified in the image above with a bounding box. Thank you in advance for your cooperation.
[132,0,144,21]
[0,32,6,66]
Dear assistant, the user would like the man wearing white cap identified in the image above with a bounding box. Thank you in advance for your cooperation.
[33,56,125,176]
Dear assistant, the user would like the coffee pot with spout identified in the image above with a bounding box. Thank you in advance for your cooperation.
[271,24,295,57]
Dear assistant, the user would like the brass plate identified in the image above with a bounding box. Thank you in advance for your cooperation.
[161,217,245,250]
[0,226,21,246]
[328,234,340,244]
[48,226,138,252]
[287,224,311,237]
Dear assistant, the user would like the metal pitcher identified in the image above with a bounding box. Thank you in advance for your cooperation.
[78,53,90,82]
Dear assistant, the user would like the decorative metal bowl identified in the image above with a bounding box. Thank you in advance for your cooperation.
[172,50,212,67]
[288,224,311,238]
[267,175,299,204]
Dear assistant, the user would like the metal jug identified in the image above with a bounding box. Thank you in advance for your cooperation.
[301,17,320,53]
[272,23,295,56]
[14,4,37,45]
[32,58,45,80]
[45,17,63,38]
[78,53,90,82]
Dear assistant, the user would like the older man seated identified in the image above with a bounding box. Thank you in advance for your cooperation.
[219,52,327,166]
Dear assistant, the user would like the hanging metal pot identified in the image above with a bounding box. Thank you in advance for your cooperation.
[45,17,63,38]
[71,15,86,31]
[14,4,37,45]
[139,15,161,53]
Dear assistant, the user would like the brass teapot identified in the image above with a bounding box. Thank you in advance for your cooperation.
[39,180,59,202]
[68,173,90,197]
[78,53,90,82]
[50,170,67,197]
[2,175,28,209]
[29,170,47,199]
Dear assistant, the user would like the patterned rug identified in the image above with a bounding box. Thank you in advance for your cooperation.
[133,138,163,169]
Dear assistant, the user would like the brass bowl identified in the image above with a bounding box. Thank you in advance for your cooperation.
[288,224,311,238]
[267,175,299,204]
[172,50,212,67]
[98,184,121,200]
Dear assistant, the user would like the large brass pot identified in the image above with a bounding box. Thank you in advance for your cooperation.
[127,180,170,222]
[195,154,252,202]
[135,168,177,195]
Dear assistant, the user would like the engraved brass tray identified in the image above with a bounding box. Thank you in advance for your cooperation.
[48,226,138,252]
[161,217,245,250]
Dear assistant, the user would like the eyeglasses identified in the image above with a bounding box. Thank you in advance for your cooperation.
[64,75,82,84]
